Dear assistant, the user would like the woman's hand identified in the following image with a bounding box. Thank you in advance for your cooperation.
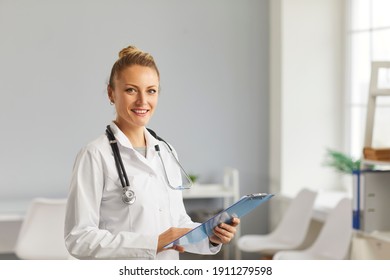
[209,217,240,245]
[157,227,192,253]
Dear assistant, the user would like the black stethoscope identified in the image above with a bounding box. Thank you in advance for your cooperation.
[105,125,193,205]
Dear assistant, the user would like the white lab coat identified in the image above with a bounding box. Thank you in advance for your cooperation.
[64,122,220,259]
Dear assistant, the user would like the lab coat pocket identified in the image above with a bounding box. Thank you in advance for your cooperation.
[126,174,161,233]
[100,174,156,233]
[101,175,123,202]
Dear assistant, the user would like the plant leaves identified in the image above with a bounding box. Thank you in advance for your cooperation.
[323,148,361,174]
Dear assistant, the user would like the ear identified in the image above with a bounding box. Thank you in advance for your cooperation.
[107,85,114,103]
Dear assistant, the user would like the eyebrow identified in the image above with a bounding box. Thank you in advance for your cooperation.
[124,83,158,88]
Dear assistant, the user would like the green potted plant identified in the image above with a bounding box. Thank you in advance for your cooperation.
[188,174,199,184]
[323,148,361,174]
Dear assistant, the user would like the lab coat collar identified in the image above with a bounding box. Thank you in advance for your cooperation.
[144,128,160,148]
[108,122,132,149]
[108,122,160,151]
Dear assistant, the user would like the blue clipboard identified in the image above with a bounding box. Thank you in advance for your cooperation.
[164,193,274,247]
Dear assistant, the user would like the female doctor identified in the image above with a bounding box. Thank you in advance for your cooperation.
[64,45,240,260]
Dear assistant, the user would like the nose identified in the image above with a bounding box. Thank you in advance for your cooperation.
[135,91,147,105]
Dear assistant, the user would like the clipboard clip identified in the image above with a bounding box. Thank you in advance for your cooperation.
[248,193,270,199]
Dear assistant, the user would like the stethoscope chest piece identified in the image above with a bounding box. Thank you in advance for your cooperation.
[122,186,136,205]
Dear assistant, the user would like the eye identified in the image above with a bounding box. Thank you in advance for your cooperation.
[148,88,158,95]
[125,87,137,95]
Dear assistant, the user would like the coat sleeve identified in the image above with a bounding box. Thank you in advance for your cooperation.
[64,146,158,260]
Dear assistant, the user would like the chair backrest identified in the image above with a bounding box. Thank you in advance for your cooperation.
[271,188,317,246]
[14,198,70,260]
[307,197,352,259]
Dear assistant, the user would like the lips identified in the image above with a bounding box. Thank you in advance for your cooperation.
[131,109,149,116]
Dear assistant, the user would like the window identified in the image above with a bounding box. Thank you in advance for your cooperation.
[347,0,390,159]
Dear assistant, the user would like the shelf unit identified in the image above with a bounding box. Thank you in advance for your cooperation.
[357,61,390,233]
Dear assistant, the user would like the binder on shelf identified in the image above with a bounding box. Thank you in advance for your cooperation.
[352,170,361,230]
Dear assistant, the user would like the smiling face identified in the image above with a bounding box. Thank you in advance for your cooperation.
[108,65,159,132]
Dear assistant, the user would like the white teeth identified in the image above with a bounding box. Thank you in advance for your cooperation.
[133,109,148,114]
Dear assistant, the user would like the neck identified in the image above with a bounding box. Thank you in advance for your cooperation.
[114,121,146,147]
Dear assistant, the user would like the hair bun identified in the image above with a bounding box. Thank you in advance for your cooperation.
[118,45,139,59]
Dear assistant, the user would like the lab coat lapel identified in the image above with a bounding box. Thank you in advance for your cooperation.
[144,128,159,161]
[108,122,160,175]
[108,122,133,149]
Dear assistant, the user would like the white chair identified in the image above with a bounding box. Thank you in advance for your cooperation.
[14,198,70,259]
[237,188,317,258]
[273,197,352,260]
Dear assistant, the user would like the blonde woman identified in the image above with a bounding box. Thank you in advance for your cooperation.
[64,45,239,260]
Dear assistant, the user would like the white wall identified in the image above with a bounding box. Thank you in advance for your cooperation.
[270,0,346,199]
[0,0,270,244]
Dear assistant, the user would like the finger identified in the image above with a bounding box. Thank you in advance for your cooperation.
[160,246,170,252]
[164,245,185,253]
[230,217,240,226]
[213,231,231,244]
[172,245,186,253]
[217,223,236,235]
[213,227,233,243]
[157,227,192,253]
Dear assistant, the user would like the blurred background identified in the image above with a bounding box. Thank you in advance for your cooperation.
[1,0,389,260]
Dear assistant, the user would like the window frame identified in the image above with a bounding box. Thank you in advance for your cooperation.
[346,0,390,160]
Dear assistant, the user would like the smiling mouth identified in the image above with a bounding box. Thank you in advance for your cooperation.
[131,109,149,115]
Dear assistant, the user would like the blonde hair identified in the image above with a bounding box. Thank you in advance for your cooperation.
[108,45,160,88]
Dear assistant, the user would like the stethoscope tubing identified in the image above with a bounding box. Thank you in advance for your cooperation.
[155,144,192,190]
[106,126,129,188]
